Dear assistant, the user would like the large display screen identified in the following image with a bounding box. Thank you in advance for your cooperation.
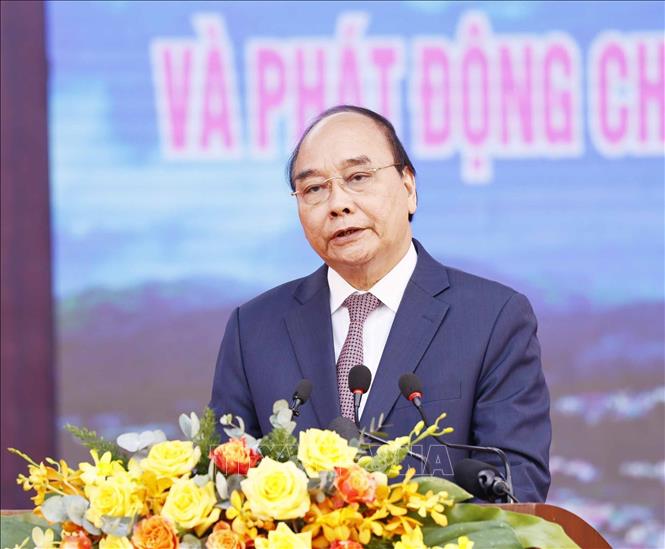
[47,2,664,546]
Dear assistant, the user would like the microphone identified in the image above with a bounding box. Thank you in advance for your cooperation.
[328,416,432,476]
[348,365,372,426]
[344,366,432,476]
[454,458,516,503]
[289,379,313,417]
[328,416,361,441]
[398,373,517,502]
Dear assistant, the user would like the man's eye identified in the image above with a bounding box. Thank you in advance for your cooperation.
[348,171,371,183]
[304,184,323,195]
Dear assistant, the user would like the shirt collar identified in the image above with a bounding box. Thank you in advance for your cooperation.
[328,242,418,314]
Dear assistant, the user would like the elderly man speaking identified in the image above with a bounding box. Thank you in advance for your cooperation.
[210,105,551,502]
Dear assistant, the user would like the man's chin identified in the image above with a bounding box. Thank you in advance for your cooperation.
[327,247,374,270]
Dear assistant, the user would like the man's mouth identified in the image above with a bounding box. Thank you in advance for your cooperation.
[332,227,363,240]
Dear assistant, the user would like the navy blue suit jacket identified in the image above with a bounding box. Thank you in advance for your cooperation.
[210,240,551,502]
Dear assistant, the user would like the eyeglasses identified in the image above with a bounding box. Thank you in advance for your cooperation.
[291,163,400,206]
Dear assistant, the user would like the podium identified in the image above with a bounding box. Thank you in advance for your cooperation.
[2,505,611,548]
[497,503,611,548]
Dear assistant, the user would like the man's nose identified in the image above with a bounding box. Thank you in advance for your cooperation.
[327,178,354,216]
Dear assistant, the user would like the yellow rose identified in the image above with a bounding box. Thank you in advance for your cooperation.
[240,457,310,520]
[99,535,133,549]
[84,471,143,528]
[141,440,201,479]
[161,477,221,536]
[255,522,311,549]
[297,429,358,477]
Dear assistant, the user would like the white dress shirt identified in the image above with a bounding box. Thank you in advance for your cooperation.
[328,242,418,417]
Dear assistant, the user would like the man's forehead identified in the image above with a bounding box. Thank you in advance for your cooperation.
[297,112,391,160]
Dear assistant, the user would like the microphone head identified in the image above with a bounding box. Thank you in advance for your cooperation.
[328,416,361,441]
[453,458,502,500]
[348,365,372,394]
[398,373,423,400]
[293,379,313,403]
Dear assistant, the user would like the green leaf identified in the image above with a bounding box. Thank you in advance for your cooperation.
[423,520,522,548]
[364,536,393,549]
[193,407,222,475]
[446,503,580,549]
[413,475,473,503]
[64,424,127,465]
[0,512,61,548]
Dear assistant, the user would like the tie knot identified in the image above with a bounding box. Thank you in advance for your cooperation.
[343,292,381,323]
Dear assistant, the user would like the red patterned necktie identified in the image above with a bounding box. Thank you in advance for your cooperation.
[336,292,382,420]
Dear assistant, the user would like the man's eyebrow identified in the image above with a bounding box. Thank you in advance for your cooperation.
[339,155,372,169]
[293,168,321,182]
[293,156,373,183]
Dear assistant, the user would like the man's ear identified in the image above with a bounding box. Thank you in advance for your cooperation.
[402,167,417,214]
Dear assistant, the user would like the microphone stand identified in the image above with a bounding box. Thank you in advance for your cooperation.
[410,397,517,502]
[353,392,433,475]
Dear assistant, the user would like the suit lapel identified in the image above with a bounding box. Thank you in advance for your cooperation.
[361,241,451,428]
[284,266,339,429]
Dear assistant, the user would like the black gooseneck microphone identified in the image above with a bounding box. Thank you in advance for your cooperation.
[289,379,313,417]
[328,416,433,476]
[454,458,514,503]
[347,365,432,475]
[348,365,372,426]
[398,373,517,502]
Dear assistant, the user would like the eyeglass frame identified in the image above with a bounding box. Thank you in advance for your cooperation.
[290,163,402,205]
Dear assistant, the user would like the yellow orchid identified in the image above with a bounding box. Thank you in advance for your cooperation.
[11,448,83,509]
[226,489,276,543]
[406,489,452,526]
[303,502,363,543]
[79,449,125,486]
[31,527,56,549]
[394,526,427,549]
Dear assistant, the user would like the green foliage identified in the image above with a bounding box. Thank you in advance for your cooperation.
[413,476,473,503]
[359,444,408,474]
[444,503,580,549]
[365,536,393,549]
[258,427,298,462]
[0,512,61,548]
[423,520,522,548]
[64,424,126,465]
[193,407,222,475]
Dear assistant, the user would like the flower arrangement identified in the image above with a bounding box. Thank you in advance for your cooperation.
[4,402,578,549]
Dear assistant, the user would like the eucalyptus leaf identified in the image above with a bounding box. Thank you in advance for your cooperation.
[272,399,290,412]
[180,534,203,548]
[82,516,101,535]
[100,515,133,537]
[180,413,194,439]
[117,430,166,452]
[62,495,89,525]
[244,433,259,449]
[226,475,244,496]
[40,495,67,523]
[192,474,210,487]
[215,472,229,500]
[189,413,201,438]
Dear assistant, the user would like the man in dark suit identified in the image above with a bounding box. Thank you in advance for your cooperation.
[210,105,551,502]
